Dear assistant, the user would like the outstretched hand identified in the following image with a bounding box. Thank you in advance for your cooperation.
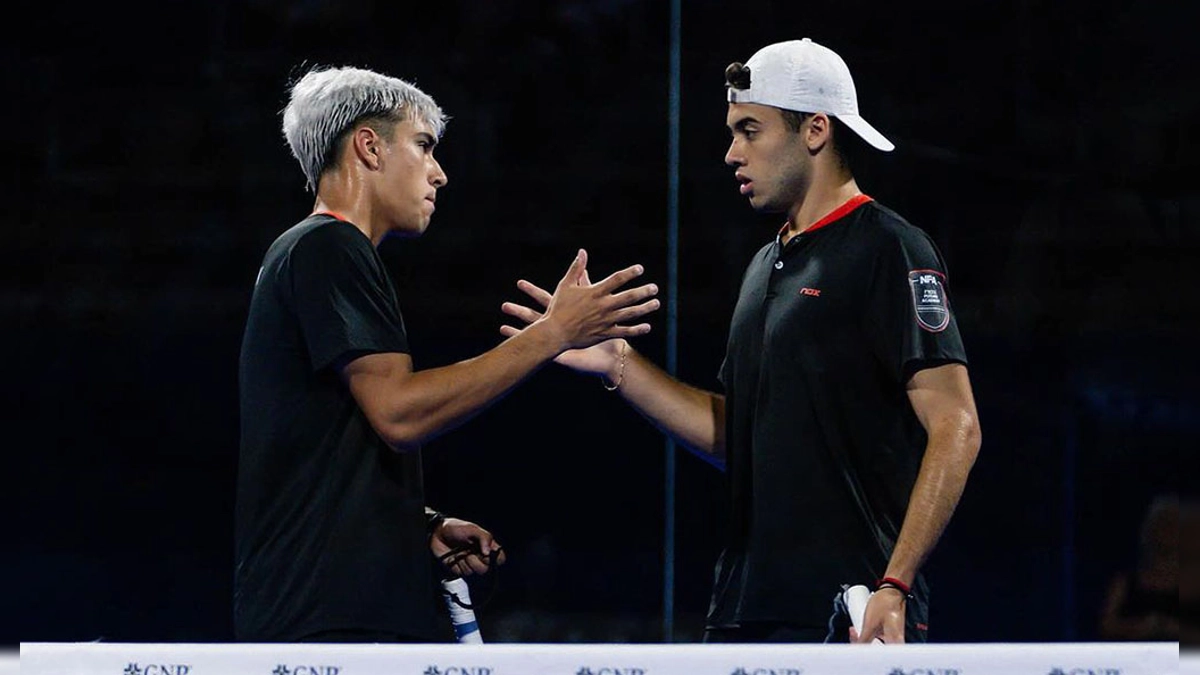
[501,249,658,362]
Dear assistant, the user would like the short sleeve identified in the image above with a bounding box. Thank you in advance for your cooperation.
[867,227,968,384]
[286,227,409,372]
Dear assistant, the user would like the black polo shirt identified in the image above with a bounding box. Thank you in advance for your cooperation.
[234,213,437,642]
[708,196,968,637]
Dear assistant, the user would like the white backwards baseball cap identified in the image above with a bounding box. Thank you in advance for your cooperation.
[727,37,895,152]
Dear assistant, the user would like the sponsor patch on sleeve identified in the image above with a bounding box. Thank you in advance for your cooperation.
[908,269,950,332]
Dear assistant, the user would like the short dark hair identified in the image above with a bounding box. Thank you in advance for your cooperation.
[724,61,751,91]
[779,109,809,133]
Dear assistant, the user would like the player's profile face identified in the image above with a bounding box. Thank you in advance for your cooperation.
[379,118,448,237]
[724,103,808,214]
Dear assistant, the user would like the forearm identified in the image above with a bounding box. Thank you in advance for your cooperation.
[611,345,725,461]
[884,417,980,584]
[374,322,562,449]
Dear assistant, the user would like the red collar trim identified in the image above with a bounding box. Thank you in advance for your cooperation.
[778,194,874,239]
[312,210,349,222]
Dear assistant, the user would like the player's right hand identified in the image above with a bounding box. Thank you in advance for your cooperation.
[506,249,659,353]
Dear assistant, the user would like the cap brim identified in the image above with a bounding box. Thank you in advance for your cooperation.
[837,114,895,152]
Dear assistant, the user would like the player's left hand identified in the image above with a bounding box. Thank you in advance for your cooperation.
[430,518,507,578]
[854,588,906,644]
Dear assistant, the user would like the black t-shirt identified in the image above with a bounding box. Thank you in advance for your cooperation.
[234,213,437,642]
[708,197,968,636]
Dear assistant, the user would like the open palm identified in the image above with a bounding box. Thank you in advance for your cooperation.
[500,271,626,376]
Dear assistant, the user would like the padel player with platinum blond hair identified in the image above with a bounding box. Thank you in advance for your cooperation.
[502,38,981,644]
[234,65,660,643]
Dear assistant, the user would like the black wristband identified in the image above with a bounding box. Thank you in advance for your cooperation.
[425,507,446,537]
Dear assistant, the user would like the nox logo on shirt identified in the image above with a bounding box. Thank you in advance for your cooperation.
[908,269,950,332]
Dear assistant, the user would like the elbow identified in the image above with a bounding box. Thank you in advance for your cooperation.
[376,419,427,454]
[361,395,444,453]
[930,408,981,467]
[960,409,982,463]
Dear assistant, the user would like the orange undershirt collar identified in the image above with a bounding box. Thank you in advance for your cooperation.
[312,210,350,222]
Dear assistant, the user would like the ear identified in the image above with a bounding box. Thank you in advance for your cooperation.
[351,125,383,170]
[806,113,831,152]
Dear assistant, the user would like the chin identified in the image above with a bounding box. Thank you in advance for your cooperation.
[386,222,427,240]
[747,197,773,213]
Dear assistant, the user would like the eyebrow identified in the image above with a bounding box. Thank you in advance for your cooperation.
[415,131,438,148]
[728,116,762,133]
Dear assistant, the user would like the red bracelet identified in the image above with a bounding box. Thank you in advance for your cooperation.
[876,576,913,598]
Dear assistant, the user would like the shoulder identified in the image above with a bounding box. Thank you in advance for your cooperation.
[856,201,945,260]
[857,201,929,242]
[272,216,374,264]
[294,216,369,249]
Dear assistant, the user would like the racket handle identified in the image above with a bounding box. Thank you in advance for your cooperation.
[441,577,483,643]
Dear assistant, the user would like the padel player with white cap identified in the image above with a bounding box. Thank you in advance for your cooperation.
[501,37,982,644]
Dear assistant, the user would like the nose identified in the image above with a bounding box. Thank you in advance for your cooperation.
[431,158,448,188]
[724,137,743,167]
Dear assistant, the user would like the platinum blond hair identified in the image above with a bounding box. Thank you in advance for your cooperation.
[281,65,448,193]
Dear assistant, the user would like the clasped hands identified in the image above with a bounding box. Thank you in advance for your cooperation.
[500,248,659,371]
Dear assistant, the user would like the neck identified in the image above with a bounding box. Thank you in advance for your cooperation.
[784,175,862,238]
[312,170,385,246]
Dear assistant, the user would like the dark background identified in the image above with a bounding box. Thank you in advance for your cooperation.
[8,0,1194,645]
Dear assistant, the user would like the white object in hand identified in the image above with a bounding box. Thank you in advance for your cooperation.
[842,584,884,644]
[441,577,483,644]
